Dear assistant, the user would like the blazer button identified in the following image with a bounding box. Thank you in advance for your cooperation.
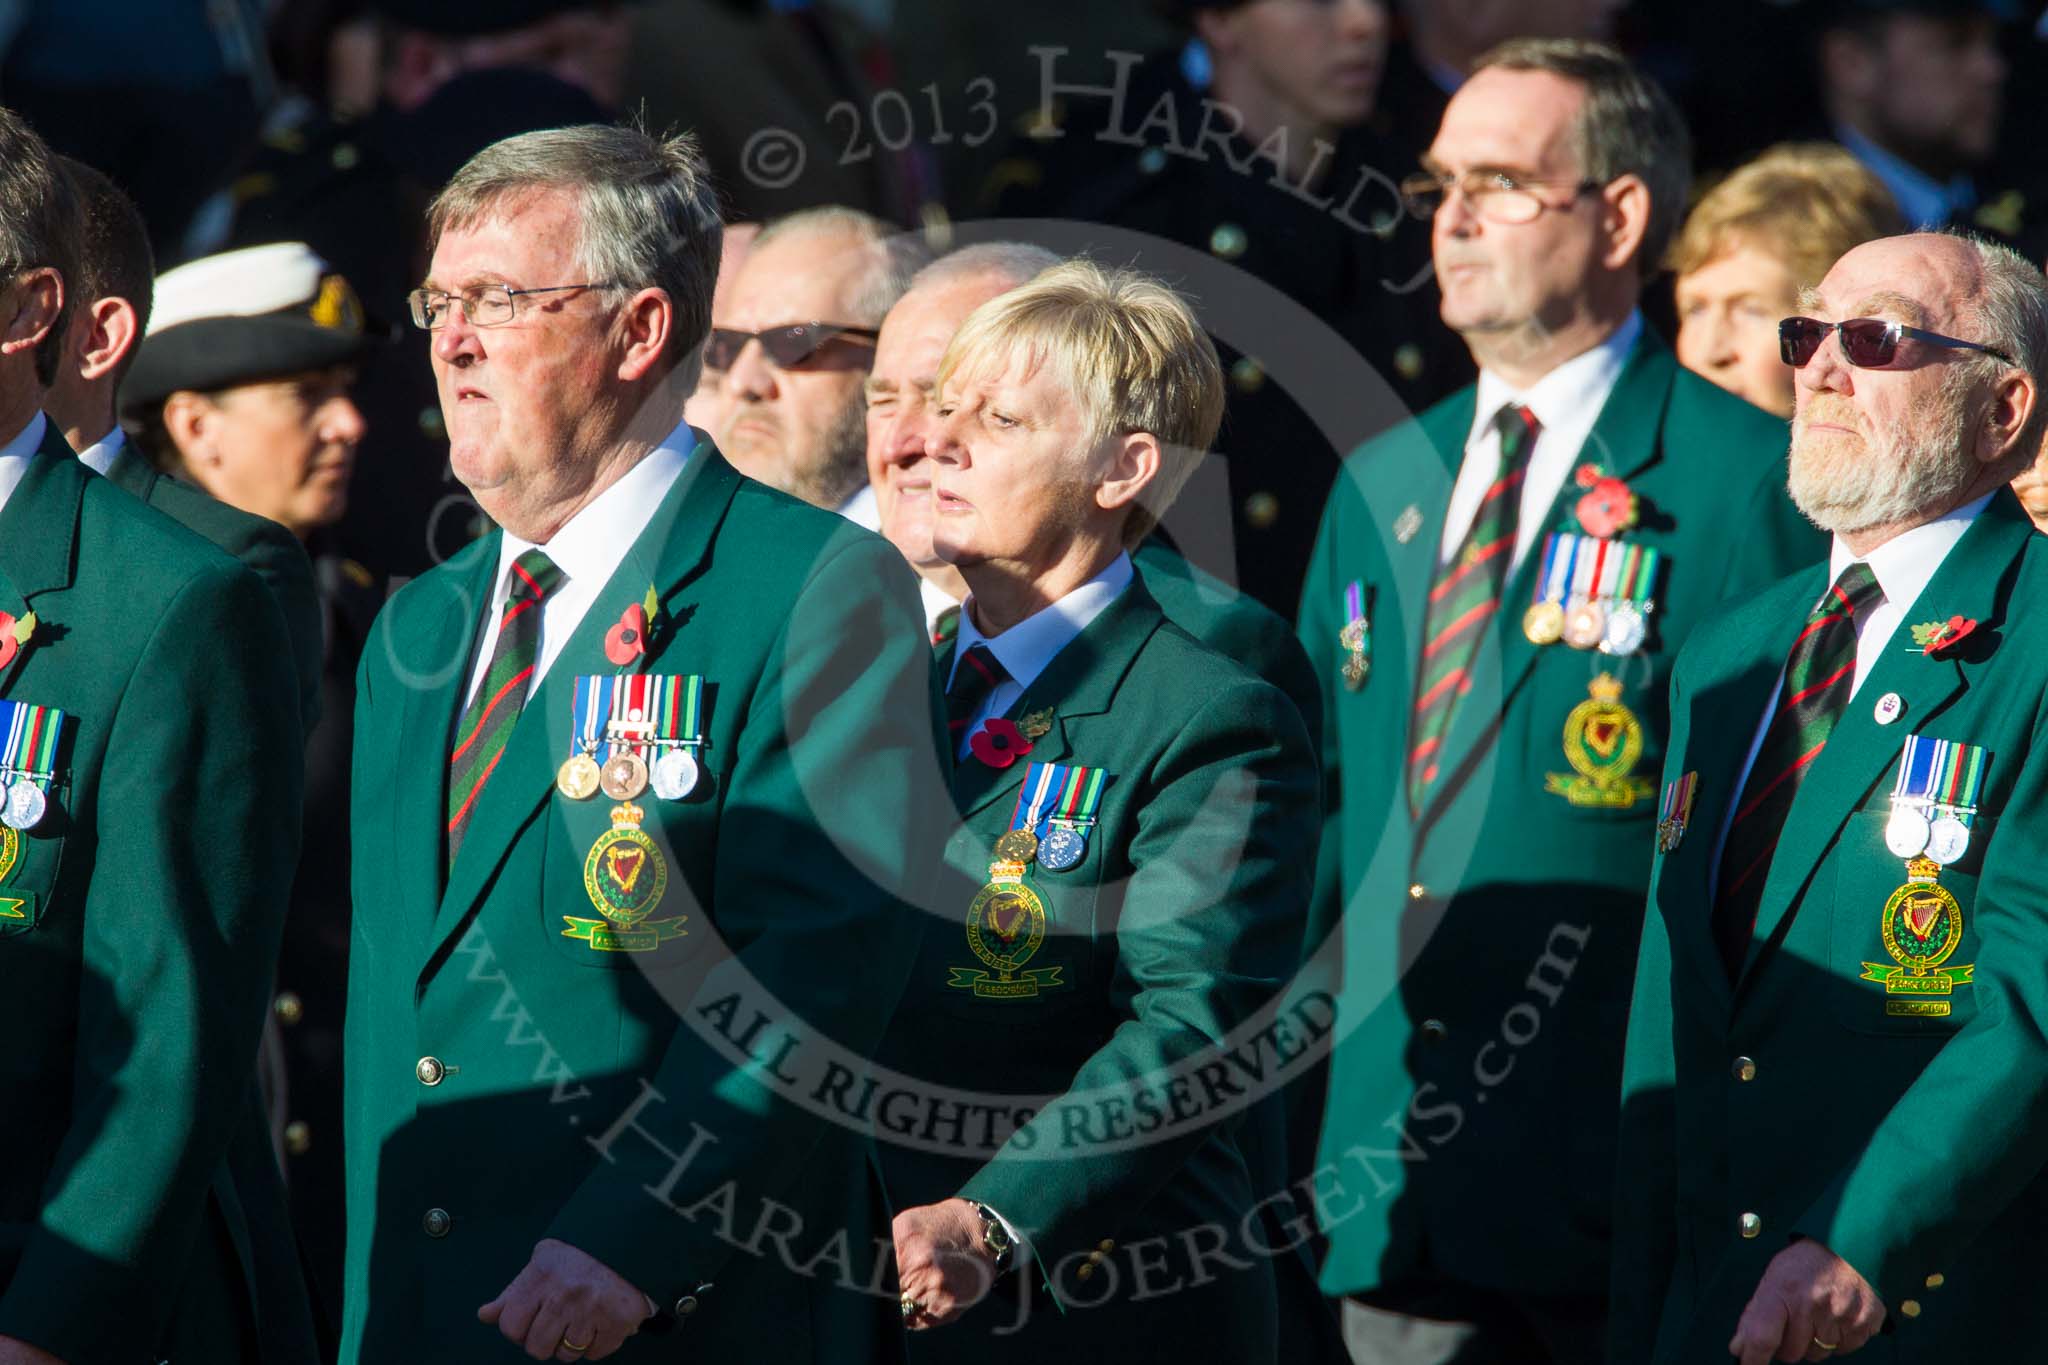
[1738,1212,1762,1239]
[1899,1299,1921,1318]
[422,1207,452,1238]
[1243,491,1280,530]
[284,1120,312,1156]
[1098,1240,1114,1253]
[1408,883,1428,900]
[1076,1264,1094,1280]
[416,1056,447,1086]
[273,991,304,1026]
[1925,1273,1945,1289]
[1419,1019,1448,1043]
[1732,1056,1757,1082]
[674,1295,699,1316]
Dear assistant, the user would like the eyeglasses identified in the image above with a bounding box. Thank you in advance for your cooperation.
[1399,169,1603,224]
[704,323,879,371]
[1778,316,2015,369]
[406,282,617,330]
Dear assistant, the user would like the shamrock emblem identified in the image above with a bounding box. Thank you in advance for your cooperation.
[0,611,37,671]
[1911,615,1980,659]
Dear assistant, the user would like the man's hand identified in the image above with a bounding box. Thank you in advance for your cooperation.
[1729,1238,1887,1363]
[0,1335,63,1364]
[479,1238,653,1361]
[893,1198,1000,1329]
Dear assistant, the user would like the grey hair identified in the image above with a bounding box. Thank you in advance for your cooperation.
[0,107,76,387]
[1943,229,2048,472]
[910,242,1062,294]
[751,205,930,325]
[1475,38,1692,280]
[428,123,722,377]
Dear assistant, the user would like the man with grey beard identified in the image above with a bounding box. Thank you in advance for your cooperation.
[1614,230,2048,1363]
[713,206,925,519]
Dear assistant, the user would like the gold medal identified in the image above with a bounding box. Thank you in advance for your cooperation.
[1523,600,1565,646]
[993,829,1039,864]
[600,751,649,800]
[556,752,601,800]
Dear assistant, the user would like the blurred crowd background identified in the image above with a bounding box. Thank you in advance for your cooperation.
[12,0,2040,1327]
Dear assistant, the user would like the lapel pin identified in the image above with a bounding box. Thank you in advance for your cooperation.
[1874,692,1905,725]
[1393,505,1423,545]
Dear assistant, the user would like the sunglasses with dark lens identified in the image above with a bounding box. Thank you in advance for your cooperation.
[1778,316,2016,370]
[704,323,880,371]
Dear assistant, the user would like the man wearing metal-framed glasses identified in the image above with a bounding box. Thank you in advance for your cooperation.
[1299,38,1822,1365]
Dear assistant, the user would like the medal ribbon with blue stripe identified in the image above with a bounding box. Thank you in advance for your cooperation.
[0,699,63,785]
[1008,761,1064,840]
[568,674,617,763]
[1900,735,1989,826]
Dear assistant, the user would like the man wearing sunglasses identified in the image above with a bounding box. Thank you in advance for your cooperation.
[714,206,925,520]
[1299,38,1824,1364]
[1615,230,2048,1364]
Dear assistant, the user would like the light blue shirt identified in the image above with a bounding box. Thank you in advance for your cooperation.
[947,552,1134,758]
[1837,123,1976,231]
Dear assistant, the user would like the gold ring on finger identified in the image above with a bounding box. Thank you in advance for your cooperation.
[1812,1339,1838,1352]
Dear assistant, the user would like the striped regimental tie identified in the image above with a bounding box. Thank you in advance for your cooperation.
[447,549,564,860]
[1712,562,1885,975]
[1407,403,1539,811]
[945,643,1009,754]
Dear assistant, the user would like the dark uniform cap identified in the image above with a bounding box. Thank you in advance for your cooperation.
[121,242,376,414]
[367,0,637,39]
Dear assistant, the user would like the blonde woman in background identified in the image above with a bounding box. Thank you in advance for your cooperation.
[1670,142,1904,418]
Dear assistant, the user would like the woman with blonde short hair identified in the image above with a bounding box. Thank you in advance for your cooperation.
[1671,142,1905,418]
[880,260,1317,1363]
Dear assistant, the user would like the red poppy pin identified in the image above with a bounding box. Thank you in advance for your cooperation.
[1910,615,1979,658]
[1573,464,1639,539]
[0,611,37,671]
[604,586,662,667]
[969,717,1033,769]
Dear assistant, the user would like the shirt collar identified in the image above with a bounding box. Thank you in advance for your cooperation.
[920,576,960,633]
[77,425,125,477]
[1836,123,1976,230]
[496,421,697,598]
[1827,491,1993,615]
[0,411,48,518]
[838,483,880,532]
[951,552,1135,692]
[1472,310,1642,442]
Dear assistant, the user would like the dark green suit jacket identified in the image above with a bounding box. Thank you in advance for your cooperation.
[878,577,1319,1362]
[1297,334,1824,1301]
[342,447,943,1363]
[0,425,305,1362]
[1614,492,2048,1362]
[100,442,324,736]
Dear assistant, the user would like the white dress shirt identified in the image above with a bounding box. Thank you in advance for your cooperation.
[838,483,880,532]
[461,424,696,710]
[77,425,125,477]
[1442,311,1643,571]
[946,553,1133,758]
[920,577,960,636]
[1710,493,1992,890]
[0,412,48,516]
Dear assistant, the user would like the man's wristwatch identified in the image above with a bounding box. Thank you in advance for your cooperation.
[969,1201,1016,1275]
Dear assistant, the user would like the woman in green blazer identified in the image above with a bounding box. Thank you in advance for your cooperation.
[881,261,1321,1363]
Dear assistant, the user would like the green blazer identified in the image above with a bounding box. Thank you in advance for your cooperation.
[1614,492,2048,1362]
[0,426,306,1362]
[342,448,943,1363]
[1296,334,1824,1301]
[100,443,325,737]
[877,577,1319,1363]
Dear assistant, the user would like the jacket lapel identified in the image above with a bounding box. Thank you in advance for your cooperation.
[0,426,87,698]
[951,578,1163,822]
[1418,335,1676,826]
[1740,493,2031,985]
[423,445,741,968]
[101,445,160,502]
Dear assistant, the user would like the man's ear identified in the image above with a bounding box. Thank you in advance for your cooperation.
[614,288,674,385]
[77,297,140,382]
[162,391,220,467]
[1981,368,2037,467]
[0,268,63,360]
[1598,173,1653,276]
[1095,430,1162,516]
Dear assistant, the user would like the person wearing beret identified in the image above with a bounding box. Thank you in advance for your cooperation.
[883,260,1319,1364]
[1297,40,1824,1363]
[344,122,941,1364]
[0,108,308,1365]
[1615,232,2048,1363]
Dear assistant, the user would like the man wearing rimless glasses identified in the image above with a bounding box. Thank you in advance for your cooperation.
[713,206,926,519]
[1616,230,2048,1364]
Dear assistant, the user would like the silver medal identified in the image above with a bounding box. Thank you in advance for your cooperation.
[3,780,45,831]
[1601,602,1647,656]
[1037,825,1088,872]
[651,747,700,801]
[1926,815,1971,866]
[1884,805,1931,859]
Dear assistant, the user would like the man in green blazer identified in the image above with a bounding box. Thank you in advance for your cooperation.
[0,110,308,1365]
[1615,233,2048,1362]
[1297,40,1824,1360]
[344,125,941,1362]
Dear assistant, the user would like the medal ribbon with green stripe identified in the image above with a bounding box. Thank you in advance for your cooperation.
[649,673,705,753]
[1893,734,1989,827]
[1530,532,1661,610]
[0,699,63,786]
[1007,761,1110,838]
